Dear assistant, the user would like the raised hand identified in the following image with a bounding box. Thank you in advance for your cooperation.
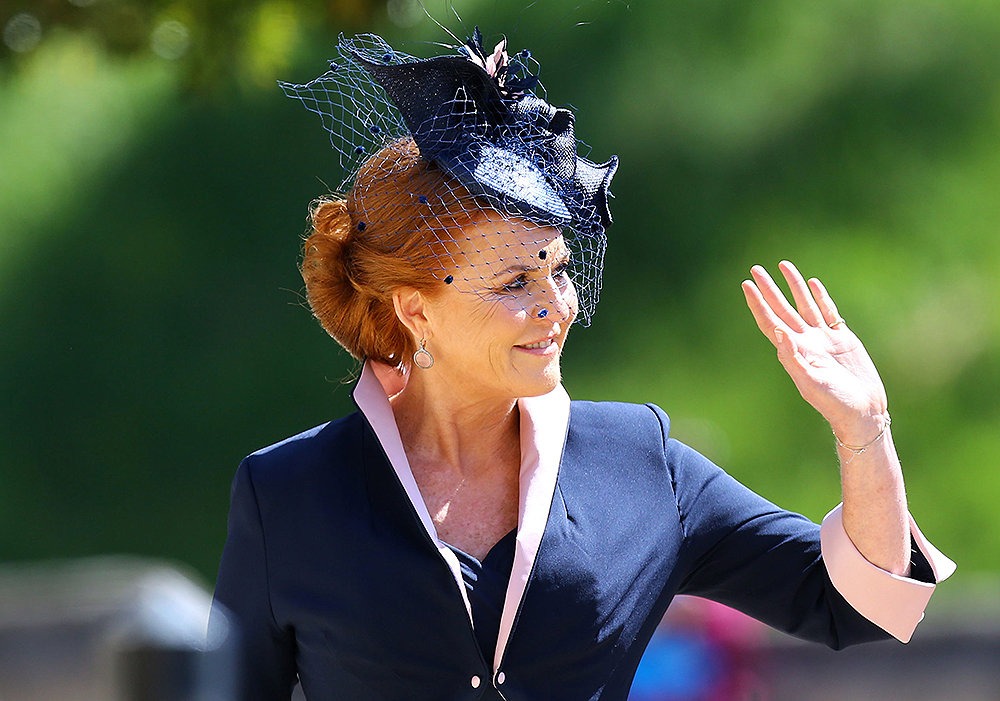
[742,260,910,575]
[741,260,887,443]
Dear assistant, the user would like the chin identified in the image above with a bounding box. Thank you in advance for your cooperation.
[517,360,562,398]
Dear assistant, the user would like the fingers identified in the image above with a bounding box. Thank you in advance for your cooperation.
[749,264,807,332]
[778,261,824,327]
[807,276,845,329]
[744,287,810,377]
[748,262,845,332]
[741,278,789,347]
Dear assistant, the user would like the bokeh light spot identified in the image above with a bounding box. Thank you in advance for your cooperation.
[3,13,42,53]
[150,20,191,61]
[387,0,422,28]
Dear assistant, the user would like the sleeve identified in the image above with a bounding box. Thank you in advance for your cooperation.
[212,458,298,701]
[820,503,955,642]
[650,404,948,649]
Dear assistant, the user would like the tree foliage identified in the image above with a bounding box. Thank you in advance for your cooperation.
[2,0,998,580]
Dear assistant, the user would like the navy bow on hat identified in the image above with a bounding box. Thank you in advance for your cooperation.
[352,28,618,235]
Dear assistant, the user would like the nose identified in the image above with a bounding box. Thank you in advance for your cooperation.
[533,276,575,323]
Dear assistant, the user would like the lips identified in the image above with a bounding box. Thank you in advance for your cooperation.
[517,334,558,351]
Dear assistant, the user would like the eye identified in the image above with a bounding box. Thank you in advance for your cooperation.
[498,273,530,293]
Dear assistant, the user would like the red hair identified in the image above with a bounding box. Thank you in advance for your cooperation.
[301,137,487,366]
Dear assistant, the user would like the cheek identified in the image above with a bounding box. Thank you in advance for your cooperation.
[439,295,523,353]
[434,289,492,329]
[476,307,530,368]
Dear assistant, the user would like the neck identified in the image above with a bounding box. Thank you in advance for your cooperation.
[389,369,520,481]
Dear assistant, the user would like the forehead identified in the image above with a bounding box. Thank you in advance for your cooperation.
[448,212,565,271]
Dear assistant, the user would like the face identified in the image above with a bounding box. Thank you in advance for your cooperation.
[418,211,579,402]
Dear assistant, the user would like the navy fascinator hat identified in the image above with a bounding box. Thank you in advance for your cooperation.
[354,29,618,236]
[280,28,618,325]
[280,28,617,237]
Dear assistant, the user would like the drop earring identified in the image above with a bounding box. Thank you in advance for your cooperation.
[413,339,434,369]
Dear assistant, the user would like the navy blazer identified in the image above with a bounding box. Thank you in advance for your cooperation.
[213,400,892,701]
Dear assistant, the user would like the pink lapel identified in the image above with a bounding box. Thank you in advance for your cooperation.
[353,360,570,671]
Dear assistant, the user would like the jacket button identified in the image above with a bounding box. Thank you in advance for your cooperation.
[470,675,481,689]
[496,671,506,685]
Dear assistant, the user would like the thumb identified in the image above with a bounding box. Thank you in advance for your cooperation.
[774,328,805,371]
[774,328,794,357]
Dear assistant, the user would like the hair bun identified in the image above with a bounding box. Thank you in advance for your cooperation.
[311,199,351,242]
[302,199,364,346]
[300,137,483,367]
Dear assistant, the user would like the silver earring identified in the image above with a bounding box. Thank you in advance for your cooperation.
[412,339,434,369]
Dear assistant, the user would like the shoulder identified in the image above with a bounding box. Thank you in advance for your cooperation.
[568,399,672,445]
[558,401,694,515]
[248,411,364,458]
[239,411,368,490]
[565,399,708,477]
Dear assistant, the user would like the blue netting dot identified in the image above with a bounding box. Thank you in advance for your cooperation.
[538,250,547,259]
[538,308,548,318]
[357,222,367,232]
[370,125,381,134]
[328,61,340,70]
[382,52,394,63]
[520,49,531,58]
[418,195,429,204]
[354,145,365,155]
[444,275,454,284]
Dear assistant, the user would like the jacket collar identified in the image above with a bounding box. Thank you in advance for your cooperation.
[352,360,571,673]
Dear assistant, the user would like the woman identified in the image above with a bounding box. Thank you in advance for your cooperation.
[213,29,954,701]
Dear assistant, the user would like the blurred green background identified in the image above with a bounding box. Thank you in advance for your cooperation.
[1,0,997,585]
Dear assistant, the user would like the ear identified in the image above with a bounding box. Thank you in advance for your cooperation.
[392,287,431,341]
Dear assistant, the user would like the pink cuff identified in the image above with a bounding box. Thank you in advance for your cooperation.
[820,504,956,643]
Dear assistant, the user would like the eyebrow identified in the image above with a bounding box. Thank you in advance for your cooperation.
[487,250,571,281]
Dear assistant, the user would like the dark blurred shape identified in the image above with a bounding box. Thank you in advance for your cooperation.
[763,587,1000,701]
[0,557,237,701]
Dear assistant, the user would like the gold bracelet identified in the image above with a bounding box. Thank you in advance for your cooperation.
[834,413,891,460]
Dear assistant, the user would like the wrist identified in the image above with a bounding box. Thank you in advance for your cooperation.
[832,412,891,461]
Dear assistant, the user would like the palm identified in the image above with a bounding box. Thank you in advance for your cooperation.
[742,261,887,429]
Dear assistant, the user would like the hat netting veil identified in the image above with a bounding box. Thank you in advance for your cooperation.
[280,29,618,326]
